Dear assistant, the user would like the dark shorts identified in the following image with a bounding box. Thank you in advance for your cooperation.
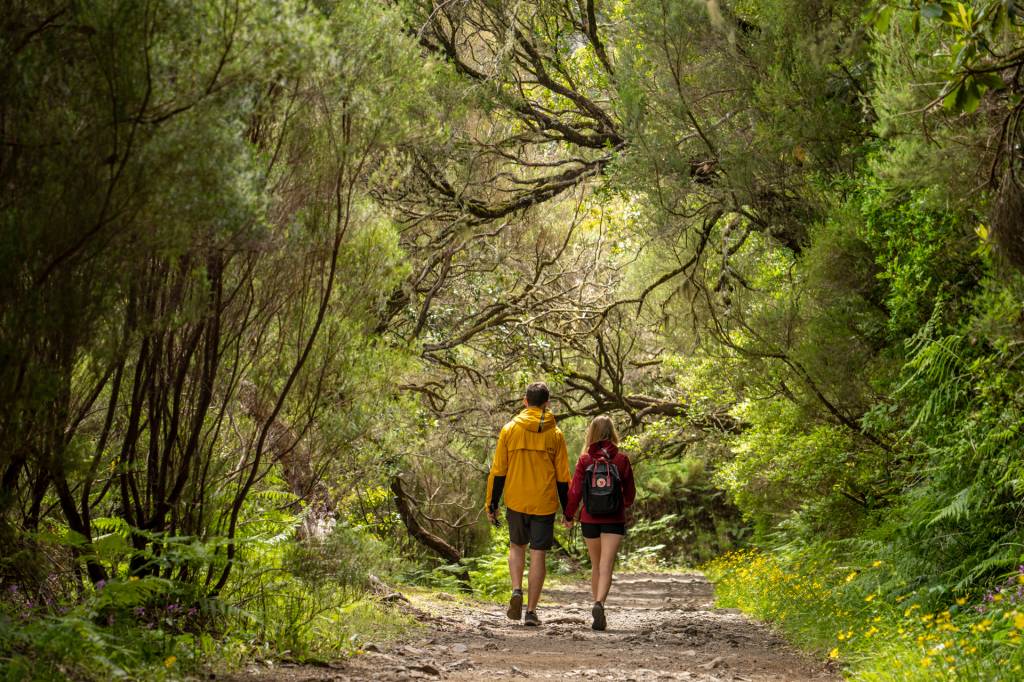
[507,510,555,550]
[581,522,626,539]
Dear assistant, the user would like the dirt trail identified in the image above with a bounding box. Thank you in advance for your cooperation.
[230,572,838,681]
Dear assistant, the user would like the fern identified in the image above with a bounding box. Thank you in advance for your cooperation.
[927,486,973,527]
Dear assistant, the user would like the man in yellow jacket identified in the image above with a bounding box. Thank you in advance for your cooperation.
[485,382,571,626]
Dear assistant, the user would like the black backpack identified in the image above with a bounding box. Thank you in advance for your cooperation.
[583,449,622,516]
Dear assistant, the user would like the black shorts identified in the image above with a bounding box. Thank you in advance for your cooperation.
[507,510,555,550]
[581,522,626,539]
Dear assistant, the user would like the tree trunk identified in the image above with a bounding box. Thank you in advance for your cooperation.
[390,475,470,585]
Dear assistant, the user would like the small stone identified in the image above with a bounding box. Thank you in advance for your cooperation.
[409,662,442,676]
[451,643,469,654]
[511,665,530,677]
[699,656,725,670]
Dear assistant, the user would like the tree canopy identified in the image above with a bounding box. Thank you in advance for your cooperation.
[2,0,1024,678]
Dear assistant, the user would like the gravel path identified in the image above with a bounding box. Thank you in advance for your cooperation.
[228,572,839,681]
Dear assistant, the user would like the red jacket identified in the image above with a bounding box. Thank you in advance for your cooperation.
[565,441,635,524]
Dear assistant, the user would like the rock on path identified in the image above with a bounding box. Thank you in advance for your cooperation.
[227,572,838,682]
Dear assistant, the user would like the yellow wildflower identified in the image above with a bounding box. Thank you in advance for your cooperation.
[164,656,177,668]
[829,648,839,659]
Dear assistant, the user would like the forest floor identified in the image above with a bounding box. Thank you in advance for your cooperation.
[225,572,838,682]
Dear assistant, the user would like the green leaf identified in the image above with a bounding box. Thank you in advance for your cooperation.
[942,82,963,110]
[960,79,982,113]
[93,532,129,559]
[921,2,945,19]
[975,72,1005,91]
[872,6,895,32]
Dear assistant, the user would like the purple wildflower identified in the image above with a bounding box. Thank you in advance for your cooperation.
[95,579,106,590]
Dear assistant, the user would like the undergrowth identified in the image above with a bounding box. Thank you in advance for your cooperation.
[705,548,1024,680]
[0,518,416,681]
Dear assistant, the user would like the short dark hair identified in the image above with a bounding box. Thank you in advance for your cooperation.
[525,382,550,406]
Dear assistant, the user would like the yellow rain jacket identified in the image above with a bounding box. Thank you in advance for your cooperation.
[486,407,571,516]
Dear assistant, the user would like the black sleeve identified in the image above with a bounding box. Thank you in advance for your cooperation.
[556,481,569,514]
[489,476,506,511]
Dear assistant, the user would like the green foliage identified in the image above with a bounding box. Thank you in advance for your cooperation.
[706,547,1024,680]
[3,0,1024,677]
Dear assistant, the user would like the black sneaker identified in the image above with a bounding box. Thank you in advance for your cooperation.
[591,602,606,631]
[524,610,541,626]
[507,589,523,621]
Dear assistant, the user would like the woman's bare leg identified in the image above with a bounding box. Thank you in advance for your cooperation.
[596,532,623,603]
[584,536,602,602]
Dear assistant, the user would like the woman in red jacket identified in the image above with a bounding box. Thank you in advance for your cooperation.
[564,415,636,631]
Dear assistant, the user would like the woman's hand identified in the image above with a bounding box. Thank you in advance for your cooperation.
[625,508,634,527]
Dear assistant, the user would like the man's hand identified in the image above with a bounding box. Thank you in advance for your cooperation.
[486,508,498,526]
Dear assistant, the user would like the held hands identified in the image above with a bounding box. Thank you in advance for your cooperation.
[562,518,574,529]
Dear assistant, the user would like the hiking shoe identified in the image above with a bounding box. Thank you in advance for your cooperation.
[524,610,541,626]
[507,589,523,621]
[591,602,606,631]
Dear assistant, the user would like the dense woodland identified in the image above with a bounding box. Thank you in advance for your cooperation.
[3,0,1024,679]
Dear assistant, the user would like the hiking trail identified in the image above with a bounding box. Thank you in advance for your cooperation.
[228,572,838,681]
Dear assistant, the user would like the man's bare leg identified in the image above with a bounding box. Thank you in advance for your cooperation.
[527,548,547,612]
[509,543,527,590]
[507,543,527,620]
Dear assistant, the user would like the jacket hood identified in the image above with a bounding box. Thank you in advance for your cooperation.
[587,440,619,457]
[512,406,557,433]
